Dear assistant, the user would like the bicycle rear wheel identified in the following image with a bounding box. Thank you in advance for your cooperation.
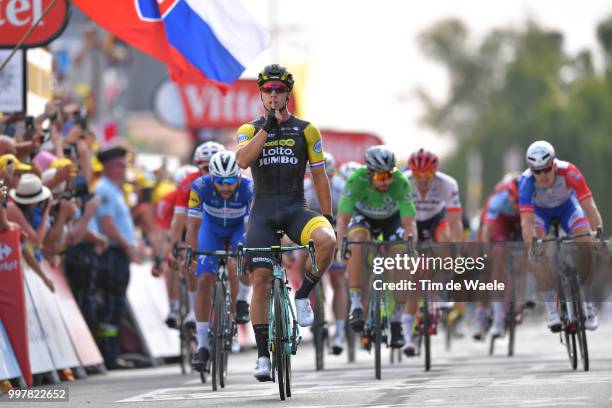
[273,279,287,400]
[374,283,382,380]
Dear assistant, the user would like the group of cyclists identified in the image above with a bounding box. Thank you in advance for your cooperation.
[155,64,605,386]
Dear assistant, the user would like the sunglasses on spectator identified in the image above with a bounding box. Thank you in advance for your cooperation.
[533,165,553,175]
[213,176,238,185]
[413,170,434,179]
[261,85,288,94]
[372,171,393,181]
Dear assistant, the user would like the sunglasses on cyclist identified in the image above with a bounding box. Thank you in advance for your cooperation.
[261,85,288,94]
[413,170,434,179]
[532,165,553,175]
[213,176,238,185]
[372,171,393,181]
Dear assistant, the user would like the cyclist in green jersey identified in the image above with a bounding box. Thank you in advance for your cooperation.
[336,145,417,349]
[235,64,336,381]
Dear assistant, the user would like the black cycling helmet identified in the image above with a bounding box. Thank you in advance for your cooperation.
[257,64,294,91]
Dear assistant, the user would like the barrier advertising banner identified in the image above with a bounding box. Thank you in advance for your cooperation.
[0,230,31,386]
[126,262,179,358]
[24,266,80,371]
[43,261,103,368]
[0,320,23,382]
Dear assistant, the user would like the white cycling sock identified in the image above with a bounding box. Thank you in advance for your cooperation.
[539,290,557,315]
[335,319,345,338]
[491,302,505,325]
[188,291,197,312]
[402,313,414,339]
[196,321,209,349]
[237,282,250,302]
[349,289,362,312]
[169,300,179,313]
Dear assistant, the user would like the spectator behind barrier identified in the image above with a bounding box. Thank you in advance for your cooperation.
[6,173,54,292]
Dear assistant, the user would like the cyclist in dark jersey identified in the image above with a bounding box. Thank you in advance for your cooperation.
[235,64,336,382]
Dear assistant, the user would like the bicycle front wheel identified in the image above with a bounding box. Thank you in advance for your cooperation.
[273,279,287,400]
[314,285,325,371]
[573,299,589,372]
[211,284,224,391]
[374,284,382,380]
[507,302,516,357]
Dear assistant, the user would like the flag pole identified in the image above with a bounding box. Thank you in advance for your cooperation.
[0,0,60,74]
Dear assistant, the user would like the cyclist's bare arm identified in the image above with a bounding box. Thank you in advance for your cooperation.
[579,196,603,231]
[311,166,332,216]
[336,213,350,252]
[481,222,493,242]
[520,212,537,244]
[236,129,268,169]
[185,215,201,265]
[401,216,417,242]
[169,212,187,250]
[448,210,464,242]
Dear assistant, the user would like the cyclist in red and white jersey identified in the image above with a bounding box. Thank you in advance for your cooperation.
[165,141,225,329]
[401,149,464,356]
[519,141,603,331]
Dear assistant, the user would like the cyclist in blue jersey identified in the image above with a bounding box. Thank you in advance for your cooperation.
[185,151,254,371]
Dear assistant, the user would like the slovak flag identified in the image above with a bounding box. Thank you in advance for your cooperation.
[72,0,270,87]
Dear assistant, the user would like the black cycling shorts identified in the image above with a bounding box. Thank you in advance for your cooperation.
[246,192,332,271]
[417,209,448,242]
[347,212,403,241]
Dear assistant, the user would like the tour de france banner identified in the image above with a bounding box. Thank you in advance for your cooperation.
[343,241,612,303]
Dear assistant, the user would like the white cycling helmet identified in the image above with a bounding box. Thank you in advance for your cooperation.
[526,141,555,170]
[339,161,361,180]
[365,145,395,172]
[324,152,336,177]
[193,141,225,167]
[173,164,198,185]
[209,151,240,178]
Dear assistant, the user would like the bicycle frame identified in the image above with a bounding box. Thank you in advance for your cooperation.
[237,239,317,400]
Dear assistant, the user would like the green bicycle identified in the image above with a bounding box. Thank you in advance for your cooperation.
[237,231,318,401]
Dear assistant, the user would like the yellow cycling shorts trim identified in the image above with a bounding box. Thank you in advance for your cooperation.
[347,225,370,239]
[300,215,333,245]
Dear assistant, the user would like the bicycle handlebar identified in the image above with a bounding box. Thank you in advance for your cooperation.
[236,240,317,277]
[341,235,415,261]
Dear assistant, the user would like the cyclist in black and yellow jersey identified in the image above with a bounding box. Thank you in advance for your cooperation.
[235,64,336,382]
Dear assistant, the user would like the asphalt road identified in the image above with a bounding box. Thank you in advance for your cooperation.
[3,313,612,408]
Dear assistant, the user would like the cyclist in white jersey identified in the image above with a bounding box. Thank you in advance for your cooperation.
[401,149,464,356]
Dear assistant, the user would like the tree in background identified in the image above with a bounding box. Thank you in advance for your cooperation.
[418,17,612,229]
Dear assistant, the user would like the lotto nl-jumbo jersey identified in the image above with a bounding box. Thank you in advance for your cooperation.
[518,160,592,212]
[304,175,344,214]
[236,115,325,195]
[403,170,462,222]
[338,167,416,220]
[187,175,253,228]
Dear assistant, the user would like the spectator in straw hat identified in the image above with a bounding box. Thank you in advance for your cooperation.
[5,173,54,291]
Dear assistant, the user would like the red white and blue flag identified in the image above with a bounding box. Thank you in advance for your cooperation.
[72,0,270,87]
